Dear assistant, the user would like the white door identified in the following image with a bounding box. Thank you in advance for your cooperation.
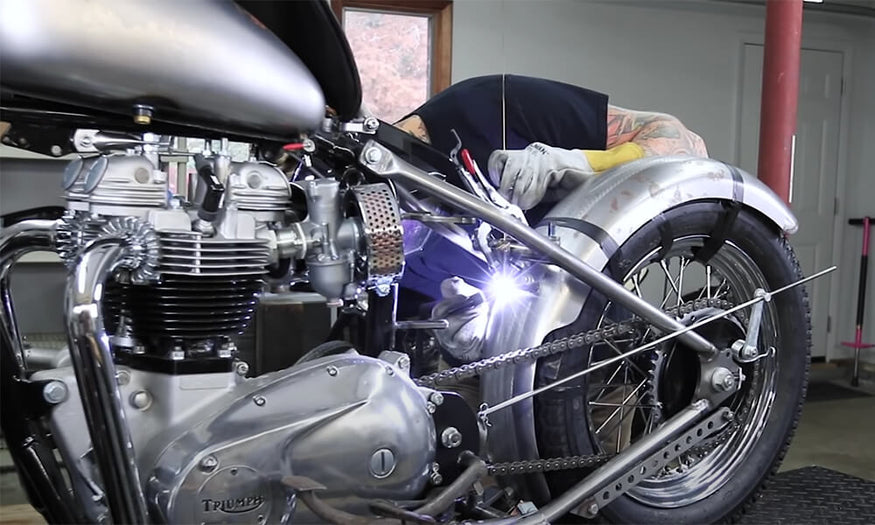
[738,44,843,358]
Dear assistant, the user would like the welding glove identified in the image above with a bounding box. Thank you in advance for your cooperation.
[430,277,489,363]
[487,143,597,210]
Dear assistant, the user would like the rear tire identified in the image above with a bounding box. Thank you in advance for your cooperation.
[534,201,811,523]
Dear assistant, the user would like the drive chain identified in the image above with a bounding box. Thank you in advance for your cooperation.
[414,298,732,389]
[415,298,735,476]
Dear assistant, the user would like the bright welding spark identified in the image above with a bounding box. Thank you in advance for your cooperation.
[485,270,528,308]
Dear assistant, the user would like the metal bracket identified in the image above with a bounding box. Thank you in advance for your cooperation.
[732,288,770,363]
[576,407,734,518]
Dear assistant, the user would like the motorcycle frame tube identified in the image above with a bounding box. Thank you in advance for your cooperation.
[481,400,713,525]
[359,141,718,357]
[0,220,84,523]
[65,239,149,523]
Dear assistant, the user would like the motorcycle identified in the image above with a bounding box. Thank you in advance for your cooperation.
[0,1,829,523]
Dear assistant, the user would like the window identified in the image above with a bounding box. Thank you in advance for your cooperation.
[331,0,452,123]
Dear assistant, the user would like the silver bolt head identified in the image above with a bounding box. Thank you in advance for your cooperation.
[42,381,68,404]
[710,367,735,392]
[199,455,218,472]
[253,395,266,407]
[426,402,436,414]
[429,471,444,485]
[327,365,339,377]
[364,117,380,131]
[397,355,411,371]
[235,361,250,376]
[116,369,131,386]
[130,390,152,410]
[587,502,599,516]
[365,148,383,164]
[429,391,444,406]
[441,427,463,449]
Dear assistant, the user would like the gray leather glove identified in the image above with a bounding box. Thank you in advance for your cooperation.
[487,142,597,210]
[430,277,489,363]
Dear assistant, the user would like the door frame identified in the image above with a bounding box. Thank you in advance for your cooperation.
[732,31,856,361]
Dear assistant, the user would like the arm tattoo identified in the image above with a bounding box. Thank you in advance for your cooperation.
[394,115,432,144]
[606,105,708,157]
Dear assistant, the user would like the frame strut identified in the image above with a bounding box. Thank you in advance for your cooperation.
[360,141,720,357]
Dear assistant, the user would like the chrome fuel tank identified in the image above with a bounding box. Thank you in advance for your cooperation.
[0,0,325,137]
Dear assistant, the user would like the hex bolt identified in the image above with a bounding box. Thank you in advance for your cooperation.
[130,390,152,410]
[710,367,736,393]
[327,365,339,377]
[385,366,395,376]
[235,361,250,377]
[364,117,380,132]
[42,381,68,405]
[441,427,463,449]
[199,455,218,473]
[585,502,599,517]
[365,148,383,165]
[253,395,266,407]
[429,392,444,406]
[396,355,411,372]
[429,463,443,485]
[426,402,436,414]
[369,448,396,479]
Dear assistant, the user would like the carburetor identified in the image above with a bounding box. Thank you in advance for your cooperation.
[275,179,404,303]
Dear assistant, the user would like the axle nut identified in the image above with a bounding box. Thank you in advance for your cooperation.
[710,367,736,393]
[441,427,463,449]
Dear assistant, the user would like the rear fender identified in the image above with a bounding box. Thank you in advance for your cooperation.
[480,156,796,498]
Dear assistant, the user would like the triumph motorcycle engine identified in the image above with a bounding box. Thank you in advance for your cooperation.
[32,134,437,523]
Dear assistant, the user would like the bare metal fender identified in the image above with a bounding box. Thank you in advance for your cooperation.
[480,156,796,496]
[0,0,325,137]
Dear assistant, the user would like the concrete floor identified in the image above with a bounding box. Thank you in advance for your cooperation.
[1,366,873,522]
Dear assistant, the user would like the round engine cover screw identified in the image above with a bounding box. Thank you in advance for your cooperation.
[199,455,218,473]
[441,427,462,449]
[429,463,443,485]
[369,448,396,479]
[130,390,152,410]
[235,361,250,377]
[42,381,68,405]
[385,365,395,376]
[116,369,131,386]
[365,148,382,164]
[429,392,444,406]
[723,410,736,422]
[327,365,339,377]
[426,402,436,414]
[253,395,266,407]
[710,367,736,392]
[50,145,62,157]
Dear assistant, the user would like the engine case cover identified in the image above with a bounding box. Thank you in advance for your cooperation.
[144,354,435,523]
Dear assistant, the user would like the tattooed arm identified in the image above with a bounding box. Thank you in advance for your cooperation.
[606,105,708,157]
[394,115,432,144]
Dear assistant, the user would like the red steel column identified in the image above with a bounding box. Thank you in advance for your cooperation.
[757,0,804,204]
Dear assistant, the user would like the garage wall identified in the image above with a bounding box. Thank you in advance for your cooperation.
[452,0,875,362]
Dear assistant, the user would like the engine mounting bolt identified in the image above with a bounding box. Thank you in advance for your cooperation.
[710,367,736,392]
[441,427,463,449]
[426,402,436,414]
[369,448,396,479]
[327,365,339,377]
[253,395,266,407]
[365,148,382,165]
[235,361,250,377]
[42,381,68,405]
[130,390,152,410]
[429,392,444,406]
[199,455,218,473]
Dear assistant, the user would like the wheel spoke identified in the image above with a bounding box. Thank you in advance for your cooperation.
[595,378,647,435]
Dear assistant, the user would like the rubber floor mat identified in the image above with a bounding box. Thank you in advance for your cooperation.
[739,466,875,524]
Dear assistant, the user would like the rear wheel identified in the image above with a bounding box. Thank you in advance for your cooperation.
[534,201,810,523]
